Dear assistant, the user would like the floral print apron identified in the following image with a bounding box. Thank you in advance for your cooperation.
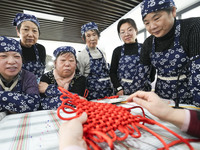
[118,43,148,95]
[0,70,40,112]
[86,47,113,100]
[22,44,45,82]
[151,20,192,104]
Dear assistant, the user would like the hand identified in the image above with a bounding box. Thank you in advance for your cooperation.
[127,91,174,120]
[59,112,87,150]
[117,90,124,96]
[38,82,49,93]
[127,91,185,128]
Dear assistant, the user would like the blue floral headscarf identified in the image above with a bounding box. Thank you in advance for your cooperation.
[81,22,99,36]
[141,0,176,19]
[13,13,40,28]
[0,36,22,55]
[53,46,76,58]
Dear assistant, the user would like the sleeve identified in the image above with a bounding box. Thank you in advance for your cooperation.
[0,73,40,113]
[40,72,52,83]
[140,36,153,66]
[77,51,90,77]
[186,18,200,106]
[70,76,86,96]
[185,18,200,57]
[109,47,122,92]
[23,71,40,95]
[186,110,200,138]
[37,43,46,65]
[139,37,156,87]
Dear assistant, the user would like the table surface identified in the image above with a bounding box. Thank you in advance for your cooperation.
[0,96,199,150]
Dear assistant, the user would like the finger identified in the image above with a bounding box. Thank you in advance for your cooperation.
[127,91,147,102]
[78,112,87,124]
[133,97,149,109]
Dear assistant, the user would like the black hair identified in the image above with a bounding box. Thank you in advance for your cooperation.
[117,18,138,38]
[164,7,174,14]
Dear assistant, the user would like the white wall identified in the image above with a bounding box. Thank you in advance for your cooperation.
[10,37,85,59]
[37,40,85,59]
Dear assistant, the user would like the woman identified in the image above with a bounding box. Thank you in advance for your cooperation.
[0,36,40,113]
[110,18,152,96]
[140,0,200,106]
[39,46,86,110]
[13,13,46,82]
[77,22,113,100]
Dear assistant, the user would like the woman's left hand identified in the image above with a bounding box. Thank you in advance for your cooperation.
[38,82,49,93]
[59,112,88,150]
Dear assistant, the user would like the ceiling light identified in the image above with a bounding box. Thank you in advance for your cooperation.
[23,10,64,22]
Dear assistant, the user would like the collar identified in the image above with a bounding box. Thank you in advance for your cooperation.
[0,74,19,87]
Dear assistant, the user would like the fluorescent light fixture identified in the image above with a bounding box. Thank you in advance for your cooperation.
[23,10,64,22]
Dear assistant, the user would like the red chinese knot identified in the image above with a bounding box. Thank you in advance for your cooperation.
[57,87,198,150]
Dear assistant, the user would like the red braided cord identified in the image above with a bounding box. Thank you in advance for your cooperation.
[97,95,119,100]
[136,123,169,150]
[158,139,200,150]
[154,121,194,150]
[57,87,197,150]
[84,89,89,98]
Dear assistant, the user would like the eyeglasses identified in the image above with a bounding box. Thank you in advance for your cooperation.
[120,28,134,36]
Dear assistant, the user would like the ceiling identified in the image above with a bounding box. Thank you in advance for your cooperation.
[0,0,142,44]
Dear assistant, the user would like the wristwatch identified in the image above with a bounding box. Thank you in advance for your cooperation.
[117,86,123,92]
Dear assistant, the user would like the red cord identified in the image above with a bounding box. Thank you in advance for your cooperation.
[97,95,119,100]
[57,87,199,150]
[84,89,89,98]
[158,138,200,150]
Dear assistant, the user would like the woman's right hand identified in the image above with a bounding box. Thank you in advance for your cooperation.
[127,91,174,120]
[127,91,185,128]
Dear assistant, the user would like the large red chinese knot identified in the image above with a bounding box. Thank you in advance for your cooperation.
[57,87,197,150]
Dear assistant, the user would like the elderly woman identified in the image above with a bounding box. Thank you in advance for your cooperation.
[39,46,86,110]
[13,13,46,82]
[77,22,113,100]
[0,36,40,113]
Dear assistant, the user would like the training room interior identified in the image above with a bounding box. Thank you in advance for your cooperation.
[0,0,200,150]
